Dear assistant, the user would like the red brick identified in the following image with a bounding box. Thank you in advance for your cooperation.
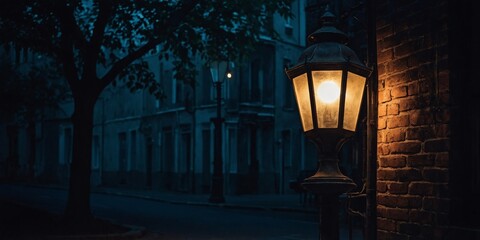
[377,181,388,193]
[404,195,423,208]
[398,222,421,236]
[377,194,397,207]
[380,35,401,52]
[438,70,449,92]
[435,153,449,167]
[378,194,419,209]
[390,142,421,154]
[407,154,435,167]
[378,169,397,180]
[413,48,435,66]
[433,108,450,123]
[398,98,418,112]
[387,115,410,128]
[407,82,419,96]
[409,210,434,224]
[424,139,449,153]
[378,49,394,64]
[377,24,394,40]
[409,182,435,196]
[378,218,397,232]
[387,208,410,221]
[378,118,387,129]
[387,103,400,115]
[406,126,434,141]
[378,131,386,143]
[379,89,392,103]
[378,144,390,156]
[380,156,406,168]
[434,124,449,138]
[379,104,387,117]
[418,79,430,93]
[378,64,387,78]
[404,65,419,80]
[377,206,388,218]
[396,168,423,181]
[386,72,409,87]
[395,41,416,58]
[386,128,406,142]
[391,86,408,98]
[439,92,450,105]
[389,182,409,194]
[410,110,433,126]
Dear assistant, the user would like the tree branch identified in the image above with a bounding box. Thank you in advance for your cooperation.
[56,1,89,56]
[96,0,199,95]
[89,0,113,62]
[55,2,80,95]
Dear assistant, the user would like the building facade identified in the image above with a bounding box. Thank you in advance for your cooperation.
[91,0,313,194]
[0,0,323,196]
[374,0,480,238]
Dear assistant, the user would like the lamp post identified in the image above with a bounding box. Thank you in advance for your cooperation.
[209,61,231,203]
[285,9,371,240]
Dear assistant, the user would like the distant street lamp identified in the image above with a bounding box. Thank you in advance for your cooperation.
[209,61,231,203]
[285,9,371,240]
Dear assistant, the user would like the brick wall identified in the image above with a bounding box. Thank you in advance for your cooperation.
[375,0,450,239]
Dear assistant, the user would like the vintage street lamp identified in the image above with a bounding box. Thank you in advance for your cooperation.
[208,61,231,203]
[285,9,371,240]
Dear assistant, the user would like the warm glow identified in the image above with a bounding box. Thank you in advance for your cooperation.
[226,71,232,79]
[317,81,340,103]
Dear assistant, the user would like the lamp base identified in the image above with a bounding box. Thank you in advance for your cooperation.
[301,176,356,195]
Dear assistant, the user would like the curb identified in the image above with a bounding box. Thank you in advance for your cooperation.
[47,225,146,240]
[96,189,317,214]
[6,183,317,214]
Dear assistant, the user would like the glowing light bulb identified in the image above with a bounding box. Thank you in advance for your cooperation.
[226,72,232,79]
[317,81,340,103]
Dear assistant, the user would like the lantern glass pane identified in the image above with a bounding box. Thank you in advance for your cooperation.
[292,73,313,131]
[210,61,228,83]
[343,72,366,131]
[312,70,342,128]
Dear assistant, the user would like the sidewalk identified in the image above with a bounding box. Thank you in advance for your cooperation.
[92,186,318,214]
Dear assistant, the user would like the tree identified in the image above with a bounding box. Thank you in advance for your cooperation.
[0,0,292,225]
[0,51,67,180]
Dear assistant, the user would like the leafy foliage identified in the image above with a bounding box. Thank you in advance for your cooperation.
[0,52,68,123]
[0,0,293,98]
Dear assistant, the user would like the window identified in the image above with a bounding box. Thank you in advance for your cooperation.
[202,127,211,176]
[129,130,137,171]
[162,128,174,172]
[282,130,292,168]
[259,6,273,40]
[58,126,72,165]
[178,128,191,173]
[227,127,238,173]
[175,77,183,104]
[284,2,293,36]
[283,58,295,108]
[170,71,177,104]
[92,135,100,169]
[156,62,164,109]
[250,59,262,102]
[118,132,127,169]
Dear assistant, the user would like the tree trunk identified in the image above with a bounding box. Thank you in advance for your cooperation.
[27,119,36,181]
[64,94,95,225]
